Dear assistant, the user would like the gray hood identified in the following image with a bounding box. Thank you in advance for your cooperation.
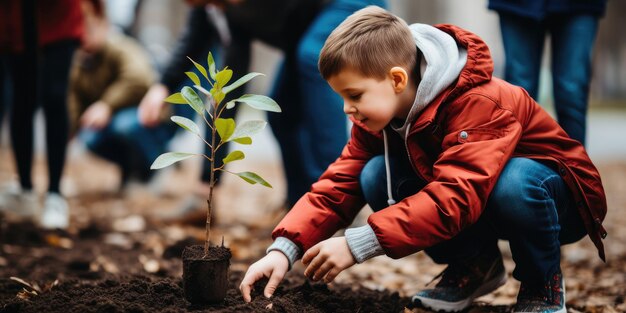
[391,23,468,140]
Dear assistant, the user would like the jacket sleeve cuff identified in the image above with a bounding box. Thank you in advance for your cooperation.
[266,237,301,270]
[345,225,385,263]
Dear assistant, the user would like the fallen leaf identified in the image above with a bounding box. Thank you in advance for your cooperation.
[112,215,146,232]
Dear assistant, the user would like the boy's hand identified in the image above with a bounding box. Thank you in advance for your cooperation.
[302,237,355,283]
[239,250,289,303]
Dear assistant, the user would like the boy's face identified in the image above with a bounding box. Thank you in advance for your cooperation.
[328,67,409,132]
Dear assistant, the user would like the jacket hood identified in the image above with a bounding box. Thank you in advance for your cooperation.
[403,24,495,134]
[382,24,495,206]
[391,23,467,139]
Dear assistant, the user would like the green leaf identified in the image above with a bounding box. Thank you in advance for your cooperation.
[181,86,204,115]
[210,87,225,105]
[222,72,264,94]
[151,152,195,169]
[226,101,236,109]
[234,171,272,188]
[164,93,187,104]
[228,120,266,141]
[223,150,245,164]
[215,69,233,89]
[215,118,235,141]
[185,71,201,87]
[171,116,200,136]
[234,94,281,112]
[187,56,208,81]
[207,52,217,80]
[233,137,252,145]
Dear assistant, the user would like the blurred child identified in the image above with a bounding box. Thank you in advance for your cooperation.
[240,6,607,313]
[70,0,163,188]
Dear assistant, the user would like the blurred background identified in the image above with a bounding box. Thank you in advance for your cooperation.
[2,0,624,162]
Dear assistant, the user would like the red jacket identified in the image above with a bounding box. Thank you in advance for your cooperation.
[0,0,84,53]
[272,24,608,261]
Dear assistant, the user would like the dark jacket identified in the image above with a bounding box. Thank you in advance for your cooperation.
[272,24,608,261]
[160,0,326,92]
[488,0,608,20]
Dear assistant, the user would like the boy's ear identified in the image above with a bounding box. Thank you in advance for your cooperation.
[389,67,408,93]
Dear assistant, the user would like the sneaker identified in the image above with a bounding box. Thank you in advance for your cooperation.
[0,187,39,218]
[40,192,69,229]
[513,271,566,313]
[412,250,507,312]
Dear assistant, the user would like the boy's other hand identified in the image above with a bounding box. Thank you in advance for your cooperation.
[80,101,111,129]
[138,84,169,127]
[302,237,356,284]
[239,250,289,303]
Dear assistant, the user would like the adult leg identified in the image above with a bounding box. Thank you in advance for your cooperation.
[79,111,133,183]
[40,40,78,193]
[107,107,177,179]
[9,0,38,191]
[549,14,599,146]
[498,12,546,99]
[278,0,387,205]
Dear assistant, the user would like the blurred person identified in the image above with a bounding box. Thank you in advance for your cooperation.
[240,7,607,312]
[488,0,607,146]
[0,0,83,229]
[69,0,161,188]
[138,0,386,221]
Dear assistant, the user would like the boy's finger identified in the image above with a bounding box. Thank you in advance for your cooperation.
[239,270,262,303]
[304,254,327,279]
[312,262,333,281]
[323,268,340,284]
[302,244,320,265]
[264,269,285,298]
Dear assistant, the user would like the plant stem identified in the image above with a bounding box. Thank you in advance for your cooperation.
[204,105,219,258]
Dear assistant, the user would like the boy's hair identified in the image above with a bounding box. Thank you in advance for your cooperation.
[319,6,416,80]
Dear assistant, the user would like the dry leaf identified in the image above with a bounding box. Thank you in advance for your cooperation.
[45,234,73,249]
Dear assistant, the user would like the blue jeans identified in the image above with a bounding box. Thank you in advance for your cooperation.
[79,107,181,182]
[269,0,387,205]
[499,12,599,146]
[360,155,586,284]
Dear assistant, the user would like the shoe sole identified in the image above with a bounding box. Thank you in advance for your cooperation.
[412,269,507,312]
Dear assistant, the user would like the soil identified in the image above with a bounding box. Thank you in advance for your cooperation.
[0,149,625,312]
[0,221,410,313]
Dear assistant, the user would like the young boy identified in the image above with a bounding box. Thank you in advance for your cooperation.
[239,6,607,312]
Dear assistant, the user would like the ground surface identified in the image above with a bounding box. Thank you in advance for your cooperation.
[0,145,625,312]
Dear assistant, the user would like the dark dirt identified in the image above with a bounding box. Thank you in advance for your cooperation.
[0,220,411,313]
[1,150,625,312]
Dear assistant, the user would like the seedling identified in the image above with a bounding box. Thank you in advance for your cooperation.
[151,52,280,257]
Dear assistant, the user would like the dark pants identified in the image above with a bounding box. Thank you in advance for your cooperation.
[360,155,586,284]
[498,12,599,146]
[7,40,78,193]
